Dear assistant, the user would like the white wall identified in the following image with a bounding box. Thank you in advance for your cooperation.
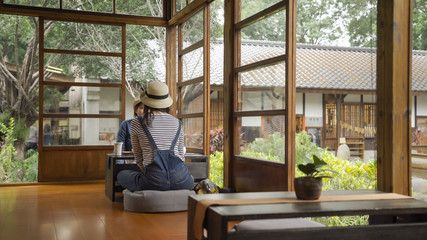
[305,93,323,127]
[417,96,427,116]
[344,94,360,102]
[296,93,303,115]
[413,96,416,127]
[363,94,376,103]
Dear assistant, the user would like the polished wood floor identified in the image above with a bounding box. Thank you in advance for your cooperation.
[0,183,188,240]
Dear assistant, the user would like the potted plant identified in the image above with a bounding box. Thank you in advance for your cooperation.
[294,154,337,200]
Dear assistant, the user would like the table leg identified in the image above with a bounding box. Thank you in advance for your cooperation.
[105,155,115,201]
[206,209,228,240]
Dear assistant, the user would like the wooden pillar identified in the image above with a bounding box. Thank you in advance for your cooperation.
[223,0,236,187]
[377,0,412,195]
[285,0,297,190]
[166,26,177,116]
[203,5,211,156]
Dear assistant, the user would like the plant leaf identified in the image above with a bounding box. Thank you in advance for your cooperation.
[298,163,317,176]
[313,155,327,167]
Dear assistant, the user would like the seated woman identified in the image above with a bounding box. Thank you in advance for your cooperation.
[117,97,144,151]
[117,81,194,192]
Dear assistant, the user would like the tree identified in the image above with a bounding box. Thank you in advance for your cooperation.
[413,0,427,50]
[296,0,343,45]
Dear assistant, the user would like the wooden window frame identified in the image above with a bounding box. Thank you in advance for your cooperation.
[223,0,296,190]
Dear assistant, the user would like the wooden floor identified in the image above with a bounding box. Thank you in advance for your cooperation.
[0,183,189,240]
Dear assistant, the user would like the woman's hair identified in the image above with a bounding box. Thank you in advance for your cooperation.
[134,103,143,117]
[142,105,170,128]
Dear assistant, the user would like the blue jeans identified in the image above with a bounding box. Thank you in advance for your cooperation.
[117,159,194,192]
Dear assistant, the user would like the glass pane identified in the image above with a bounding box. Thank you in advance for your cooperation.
[126,25,166,85]
[3,0,58,8]
[240,0,282,21]
[238,116,285,162]
[295,0,377,166]
[237,62,286,111]
[63,0,112,13]
[240,11,285,66]
[182,83,204,114]
[42,118,121,146]
[182,10,204,49]
[43,86,121,114]
[183,117,203,149]
[44,21,121,53]
[117,0,162,16]
[182,47,204,81]
[44,53,121,83]
[176,0,186,12]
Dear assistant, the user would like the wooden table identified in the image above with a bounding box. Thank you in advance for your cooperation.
[105,153,209,201]
[105,153,139,201]
[187,190,427,240]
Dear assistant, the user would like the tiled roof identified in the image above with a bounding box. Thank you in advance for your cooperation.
[207,40,427,92]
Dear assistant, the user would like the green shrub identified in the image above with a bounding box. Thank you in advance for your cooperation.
[0,118,18,183]
[241,132,285,161]
[240,131,321,164]
[0,117,38,183]
[209,151,224,188]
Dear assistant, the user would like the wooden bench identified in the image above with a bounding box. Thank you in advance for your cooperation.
[105,153,208,201]
[187,190,427,240]
[227,222,427,240]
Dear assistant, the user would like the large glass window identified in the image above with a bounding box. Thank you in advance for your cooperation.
[41,20,124,147]
[178,7,210,154]
[233,1,286,163]
[412,0,427,201]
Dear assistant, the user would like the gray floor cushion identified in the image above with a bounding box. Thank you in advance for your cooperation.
[123,189,195,213]
[232,218,326,231]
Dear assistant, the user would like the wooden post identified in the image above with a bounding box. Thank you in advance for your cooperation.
[166,26,177,116]
[376,0,412,195]
[285,0,297,190]
[223,0,236,187]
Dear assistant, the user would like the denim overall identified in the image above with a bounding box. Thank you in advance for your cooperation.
[137,121,194,191]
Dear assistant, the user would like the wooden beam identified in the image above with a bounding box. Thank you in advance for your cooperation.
[0,4,167,26]
[376,0,412,195]
[168,0,215,26]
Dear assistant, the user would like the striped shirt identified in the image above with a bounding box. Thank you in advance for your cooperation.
[130,114,185,171]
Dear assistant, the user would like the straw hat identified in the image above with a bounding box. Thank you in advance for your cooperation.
[140,81,173,109]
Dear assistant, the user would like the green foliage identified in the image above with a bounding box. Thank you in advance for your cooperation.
[209,151,224,188]
[241,131,320,164]
[241,132,285,161]
[296,131,321,165]
[0,118,18,183]
[297,0,342,44]
[321,150,377,191]
[0,117,38,183]
[0,111,29,144]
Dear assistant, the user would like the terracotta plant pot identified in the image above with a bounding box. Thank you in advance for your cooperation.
[294,177,323,200]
